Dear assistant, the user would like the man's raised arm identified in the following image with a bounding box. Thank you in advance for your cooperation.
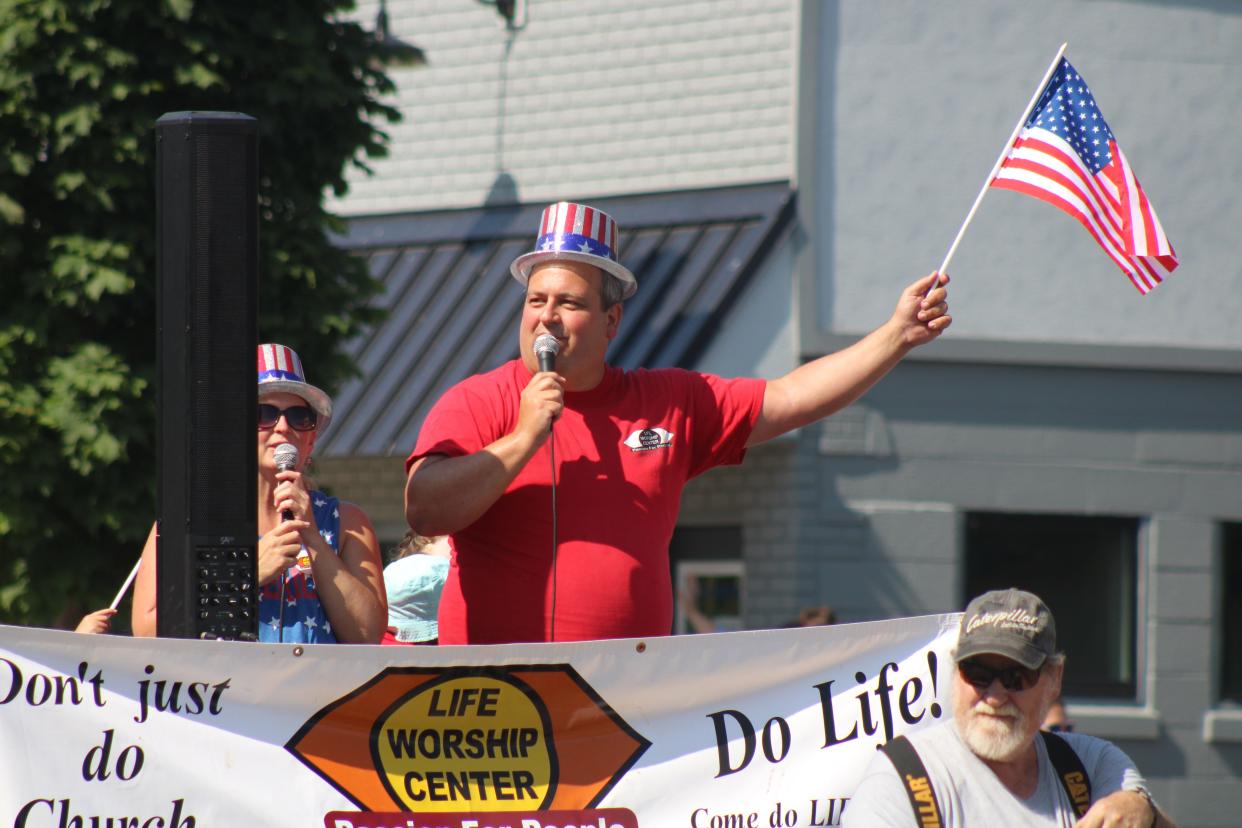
[747,271,950,447]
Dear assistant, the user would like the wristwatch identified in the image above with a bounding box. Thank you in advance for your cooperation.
[1130,787,1158,827]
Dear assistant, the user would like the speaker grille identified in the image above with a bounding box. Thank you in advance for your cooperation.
[189,132,252,529]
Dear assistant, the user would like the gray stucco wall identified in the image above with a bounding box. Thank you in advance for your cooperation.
[805,0,1242,351]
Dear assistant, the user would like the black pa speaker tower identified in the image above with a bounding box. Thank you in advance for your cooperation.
[155,112,259,639]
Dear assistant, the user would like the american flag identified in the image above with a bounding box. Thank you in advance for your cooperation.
[991,58,1178,293]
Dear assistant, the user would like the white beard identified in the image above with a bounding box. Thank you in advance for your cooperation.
[957,700,1030,762]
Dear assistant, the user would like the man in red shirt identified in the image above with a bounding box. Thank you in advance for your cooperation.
[406,202,950,644]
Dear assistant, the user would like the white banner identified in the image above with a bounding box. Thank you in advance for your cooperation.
[0,614,960,827]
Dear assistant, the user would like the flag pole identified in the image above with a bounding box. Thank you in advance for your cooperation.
[110,557,142,610]
[931,42,1069,284]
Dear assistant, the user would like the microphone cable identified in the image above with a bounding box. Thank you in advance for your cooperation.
[278,570,286,643]
[277,517,296,644]
[277,511,292,645]
[533,334,562,643]
[548,425,559,643]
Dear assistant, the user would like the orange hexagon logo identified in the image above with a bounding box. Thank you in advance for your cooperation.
[287,665,649,813]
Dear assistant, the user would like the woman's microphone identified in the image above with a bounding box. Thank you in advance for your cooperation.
[273,443,299,521]
[272,442,300,644]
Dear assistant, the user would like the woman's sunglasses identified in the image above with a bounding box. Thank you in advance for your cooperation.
[258,404,317,432]
[958,659,1042,692]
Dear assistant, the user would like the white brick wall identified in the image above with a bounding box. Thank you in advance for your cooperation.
[332,0,795,215]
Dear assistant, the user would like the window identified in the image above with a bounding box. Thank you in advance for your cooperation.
[1221,524,1242,702]
[965,513,1139,699]
[675,561,744,634]
[670,526,743,635]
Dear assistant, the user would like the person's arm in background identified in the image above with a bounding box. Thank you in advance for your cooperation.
[130,523,158,637]
[1077,790,1176,828]
[677,579,717,634]
[75,607,117,634]
[301,501,387,643]
[748,272,950,447]
[1073,734,1178,828]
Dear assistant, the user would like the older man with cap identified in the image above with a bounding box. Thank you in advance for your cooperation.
[405,201,951,644]
[844,588,1176,827]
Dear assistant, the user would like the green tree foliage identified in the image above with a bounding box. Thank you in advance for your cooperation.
[0,0,402,628]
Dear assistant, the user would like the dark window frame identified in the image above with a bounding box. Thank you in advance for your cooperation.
[1221,523,1242,703]
[964,512,1140,700]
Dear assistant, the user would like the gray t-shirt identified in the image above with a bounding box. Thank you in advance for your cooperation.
[842,720,1147,827]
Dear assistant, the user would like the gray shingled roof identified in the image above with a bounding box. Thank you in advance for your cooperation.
[318,181,794,458]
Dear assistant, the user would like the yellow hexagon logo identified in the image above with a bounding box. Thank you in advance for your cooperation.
[288,665,649,814]
[374,674,555,811]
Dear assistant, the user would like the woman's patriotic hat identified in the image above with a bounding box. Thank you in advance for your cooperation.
[256,343,333,431]
[510,201,637,299]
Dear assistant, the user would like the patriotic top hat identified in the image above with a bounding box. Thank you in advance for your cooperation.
[256,343,333,431]
[510,201,637,299]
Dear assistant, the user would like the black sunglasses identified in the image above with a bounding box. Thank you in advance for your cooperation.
[1046,722,1075,733]
[258,404,317,432]
[958,659,1042,692]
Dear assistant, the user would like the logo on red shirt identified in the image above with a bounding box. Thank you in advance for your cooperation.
[623,428,673,453]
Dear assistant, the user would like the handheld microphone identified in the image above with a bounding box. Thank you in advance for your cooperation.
[273,443,299,522]
[534,333,560,374]
[272,442,300,644]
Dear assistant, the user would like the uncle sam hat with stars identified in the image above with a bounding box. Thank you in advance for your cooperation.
[510,201,637,299]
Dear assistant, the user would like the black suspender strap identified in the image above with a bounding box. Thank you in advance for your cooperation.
[1040,730,1092,817]
[880,735,944,828]
[881,732,1091,825]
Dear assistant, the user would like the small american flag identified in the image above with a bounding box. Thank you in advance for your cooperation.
[991,58,1178,293]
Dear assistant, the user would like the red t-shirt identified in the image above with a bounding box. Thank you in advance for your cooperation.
[408,359,765,644]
